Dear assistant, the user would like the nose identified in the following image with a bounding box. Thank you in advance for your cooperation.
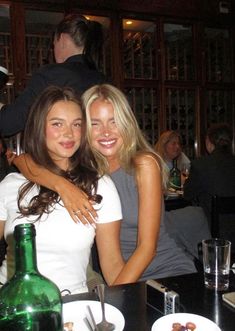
[101,124,111,137]
[63,125,73,137]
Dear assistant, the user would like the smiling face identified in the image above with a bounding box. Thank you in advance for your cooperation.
[165,136,182,161]
[45,100,82,170]
[89,98,123,168]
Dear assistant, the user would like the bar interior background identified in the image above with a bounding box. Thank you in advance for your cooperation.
[0,0,234,157]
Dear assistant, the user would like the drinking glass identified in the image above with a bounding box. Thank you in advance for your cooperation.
[181,164,190,180]
[202,238,231,291]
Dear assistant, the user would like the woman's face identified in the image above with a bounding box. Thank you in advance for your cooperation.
[89,98,123,163]
[45,100,82,170]
[165,136,181,161]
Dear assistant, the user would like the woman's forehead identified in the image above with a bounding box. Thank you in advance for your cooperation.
[167,136,180,143]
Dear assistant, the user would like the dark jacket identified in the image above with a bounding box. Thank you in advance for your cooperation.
[0,55,106,136]
[184,149,235,221]
[0,153,8,181]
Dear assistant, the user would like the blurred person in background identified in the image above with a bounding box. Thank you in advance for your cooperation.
[155,130,190,173]
[184,123,235,222]
[155,129,211,261]
[0,14,106,137]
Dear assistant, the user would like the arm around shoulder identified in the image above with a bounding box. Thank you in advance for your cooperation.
[14,153,97,224]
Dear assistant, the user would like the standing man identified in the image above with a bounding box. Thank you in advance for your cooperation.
[0,14,106,136]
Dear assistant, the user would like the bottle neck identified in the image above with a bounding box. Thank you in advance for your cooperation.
[14,224,38,274]
[172,158,178,169]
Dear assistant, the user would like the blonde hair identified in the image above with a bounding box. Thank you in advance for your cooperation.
[82,84,168,189]
[155,130,181,161]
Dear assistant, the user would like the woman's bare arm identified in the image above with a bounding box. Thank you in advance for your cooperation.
[13,154,97,225]
[113,154,162,284]
[96,221,124,285]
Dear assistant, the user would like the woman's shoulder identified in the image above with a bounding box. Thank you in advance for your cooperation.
[134,151,161,168]
[0,172,26,196]
[97,174,117,190]
[0,172,25,184]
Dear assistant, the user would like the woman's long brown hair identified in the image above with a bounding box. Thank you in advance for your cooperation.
[18,86,99,221]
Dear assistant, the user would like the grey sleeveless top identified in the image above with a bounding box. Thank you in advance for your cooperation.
[110,168,196,280]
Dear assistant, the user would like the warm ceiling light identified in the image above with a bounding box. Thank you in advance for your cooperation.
[126,20,133,25]
[85,16,90,20]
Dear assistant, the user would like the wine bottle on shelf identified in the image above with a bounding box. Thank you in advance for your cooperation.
[169,158,181,190]
[0,223,63,331]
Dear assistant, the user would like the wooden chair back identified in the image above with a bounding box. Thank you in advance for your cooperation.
[211,195,235,238]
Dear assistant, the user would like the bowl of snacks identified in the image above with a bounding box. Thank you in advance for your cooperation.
[151,313,221,331]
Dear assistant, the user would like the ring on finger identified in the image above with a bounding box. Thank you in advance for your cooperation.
[74,210,81,215]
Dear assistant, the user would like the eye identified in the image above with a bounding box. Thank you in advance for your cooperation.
[51,121,62,127]
[73,121,82,128]
[110,119,117,127]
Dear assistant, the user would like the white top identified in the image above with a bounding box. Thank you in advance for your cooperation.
[0,173,122,294]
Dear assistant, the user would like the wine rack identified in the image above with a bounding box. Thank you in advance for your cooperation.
[166,88,195,159]
[123,30,157,79]
[125,87,158,144]
[205,27,232,82]
[164,23,194,81]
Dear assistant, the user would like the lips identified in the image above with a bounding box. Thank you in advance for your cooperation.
[98,139,116,148]
[60,141,75,149]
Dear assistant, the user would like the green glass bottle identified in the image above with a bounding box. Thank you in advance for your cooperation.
[169,158,181,190]
[0,223,63,331]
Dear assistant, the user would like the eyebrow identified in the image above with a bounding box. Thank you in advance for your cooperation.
[90,117,115,121]
[48,117,82,121]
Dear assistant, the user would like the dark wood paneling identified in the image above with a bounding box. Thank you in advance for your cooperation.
[10,3,27,92]
[8,0,235,18]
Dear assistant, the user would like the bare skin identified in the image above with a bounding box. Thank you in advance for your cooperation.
[89,99,162,284]
[112,153,162,284]
[14,154,97,225]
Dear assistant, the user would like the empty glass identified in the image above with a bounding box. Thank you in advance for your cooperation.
[202,238,231,291]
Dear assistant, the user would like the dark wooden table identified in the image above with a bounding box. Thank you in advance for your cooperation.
[158,270,235,331]
[63,267,235,331]
[164,195,192,211]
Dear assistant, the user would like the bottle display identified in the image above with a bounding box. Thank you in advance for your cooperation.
[0,223,63,331]
[169,158,181,190]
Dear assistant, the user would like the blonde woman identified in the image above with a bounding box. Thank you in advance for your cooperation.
[155,130,190,172]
